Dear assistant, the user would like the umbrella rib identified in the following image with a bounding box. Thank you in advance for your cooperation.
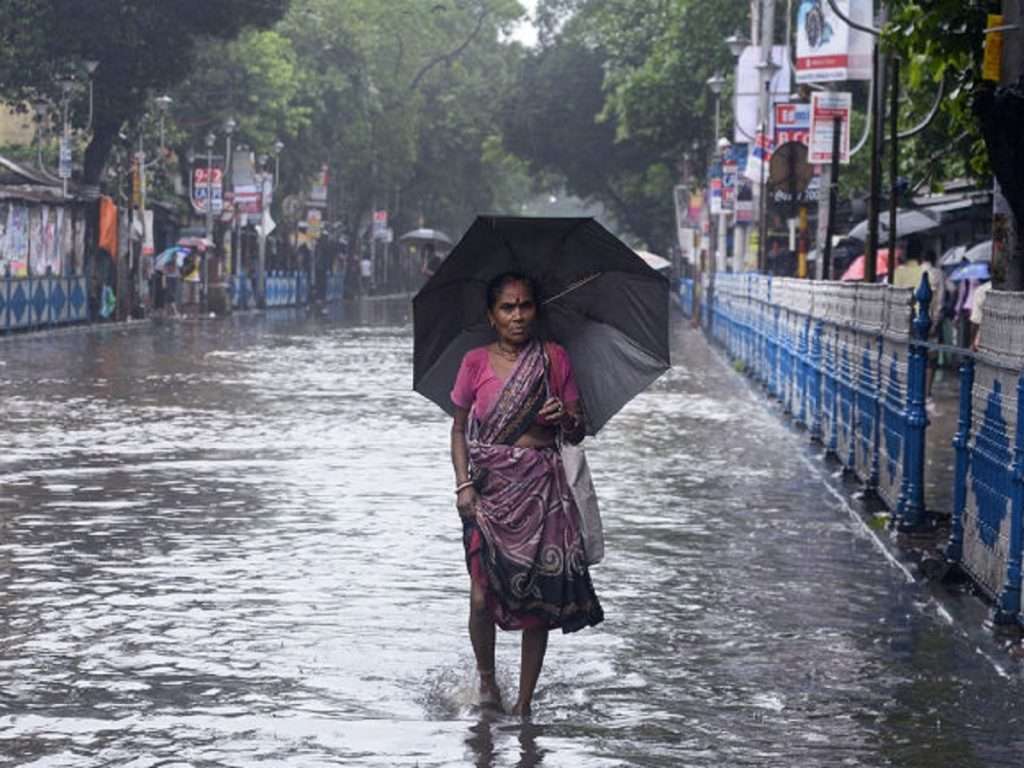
[544,273,602,305]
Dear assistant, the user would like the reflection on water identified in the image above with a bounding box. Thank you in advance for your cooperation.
[0,302,1021,767]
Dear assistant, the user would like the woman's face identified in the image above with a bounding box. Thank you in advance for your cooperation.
[489,279,536,347]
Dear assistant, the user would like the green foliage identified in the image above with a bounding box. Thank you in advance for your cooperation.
[503,0,748,251]
[0,0,289,183]
[884,0,992,182]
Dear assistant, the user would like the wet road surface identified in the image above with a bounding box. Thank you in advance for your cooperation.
[1,303,1022,767]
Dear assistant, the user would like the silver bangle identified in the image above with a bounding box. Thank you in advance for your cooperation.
[455,480,475,494]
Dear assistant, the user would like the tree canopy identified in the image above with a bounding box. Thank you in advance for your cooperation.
[0,0,289,185]
[503,0,748,251]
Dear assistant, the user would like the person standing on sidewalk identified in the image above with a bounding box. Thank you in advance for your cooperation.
[921,249,945,404]
[360,255,373,295]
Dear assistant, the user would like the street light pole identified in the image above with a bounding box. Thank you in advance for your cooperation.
[204,131,215,314]
[706,72,726,276]
[224,117,236,277]
[273,139,284,187]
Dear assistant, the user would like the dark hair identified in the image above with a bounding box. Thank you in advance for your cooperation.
[906,237,923,262]
[923,249,937,265]
[486,272,540,310]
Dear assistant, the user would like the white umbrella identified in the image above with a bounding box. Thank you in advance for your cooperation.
[399,228,453,246]
[847,209,939,242]
[964,240,992,263]
[939,244,967,267]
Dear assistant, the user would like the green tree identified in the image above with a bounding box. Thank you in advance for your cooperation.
[503,0,748,251]
[0,0,289,186]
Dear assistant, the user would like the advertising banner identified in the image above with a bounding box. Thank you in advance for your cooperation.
[744,130,773,183]
[372,209,389,239]
[708,162,724,217]
[809,91,852,164]
[795,0,873,83]
[689,191,704,225]
[309,165,329,208]
[774,102,811,146]
[673,185,691,252]
[306,208,323,239]
[721,156,738,213]
[192,166,224,214]
[231,150,262,216]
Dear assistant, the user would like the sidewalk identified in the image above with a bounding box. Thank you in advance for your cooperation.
[925,368,960,519]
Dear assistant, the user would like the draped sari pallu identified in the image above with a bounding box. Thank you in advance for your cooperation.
[464,340,604,634]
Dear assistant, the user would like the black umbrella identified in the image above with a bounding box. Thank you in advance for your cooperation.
[412,216,670,434]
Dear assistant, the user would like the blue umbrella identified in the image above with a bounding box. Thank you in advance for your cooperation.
[155,246,186,270]
[950,261,990,282]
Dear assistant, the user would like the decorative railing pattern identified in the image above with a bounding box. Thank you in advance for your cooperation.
[228,270,345,310]
[948,291,1024,622]
[707,273,1024,626]
[325,271,345,302]
[1,273,88,332]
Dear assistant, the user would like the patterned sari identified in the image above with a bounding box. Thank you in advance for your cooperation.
[465,340,604,634]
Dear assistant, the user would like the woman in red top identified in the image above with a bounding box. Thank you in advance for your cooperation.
[450,272,604,717]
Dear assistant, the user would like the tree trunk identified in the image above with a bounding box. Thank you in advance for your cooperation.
[976,3,1024,290]
[1002,0,1024,290]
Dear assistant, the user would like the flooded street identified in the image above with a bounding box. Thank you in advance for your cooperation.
[1,303,1022,767]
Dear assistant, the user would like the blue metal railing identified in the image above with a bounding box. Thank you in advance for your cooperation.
[679,278,694,318]
[1,272,89,333]
[227,270,346,310]
[703,274,1024,626]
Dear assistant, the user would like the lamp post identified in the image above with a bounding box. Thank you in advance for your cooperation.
[204,130,215,314]
[706,72,726,276]
[259,144,281,308]
[56,76,75,200]
[133,95,172,310]
[223,117,236,278]
[273,139,284,186]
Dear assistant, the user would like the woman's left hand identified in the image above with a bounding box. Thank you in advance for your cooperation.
[539,397,566,425]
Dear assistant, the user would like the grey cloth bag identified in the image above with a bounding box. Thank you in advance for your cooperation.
[560,442,605,565]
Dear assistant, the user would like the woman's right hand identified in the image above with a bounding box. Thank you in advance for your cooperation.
[456,486,479,520]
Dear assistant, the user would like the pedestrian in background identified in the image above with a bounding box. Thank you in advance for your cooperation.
[360,255,373,295]
[921,249,945,406]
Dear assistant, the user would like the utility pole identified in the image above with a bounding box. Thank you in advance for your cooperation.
[756,0,778,274]
[864,6,888,284]
[998,0,1023,290]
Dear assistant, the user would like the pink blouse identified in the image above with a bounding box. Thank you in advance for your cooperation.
[451,343,580,421]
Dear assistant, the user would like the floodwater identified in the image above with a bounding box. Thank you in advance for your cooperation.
[1,302,1022,767]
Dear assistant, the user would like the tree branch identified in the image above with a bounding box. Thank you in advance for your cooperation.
[402,6,490,98]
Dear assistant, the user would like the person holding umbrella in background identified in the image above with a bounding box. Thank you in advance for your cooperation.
[414,216,671,718]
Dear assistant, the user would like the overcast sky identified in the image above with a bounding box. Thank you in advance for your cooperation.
[509,0,539,47]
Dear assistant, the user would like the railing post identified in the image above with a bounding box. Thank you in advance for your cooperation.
[810,318,824,441]
[995,373,1024,624]
[869,334,882,492]
[945,357,976,563]
[898,274,932,530]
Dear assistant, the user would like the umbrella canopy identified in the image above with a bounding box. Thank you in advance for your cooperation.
[413,216,670,434]
[847,209,939,242]
[840,249,892,281]
[154,246,186,270]
[177,236,212,250]
[399,228,453,246]
[964,240,992,264]
[950,261,990,282]
[634,250,671,273]
[939,245,968,267]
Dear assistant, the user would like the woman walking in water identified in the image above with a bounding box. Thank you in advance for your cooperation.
[449,272,604,716]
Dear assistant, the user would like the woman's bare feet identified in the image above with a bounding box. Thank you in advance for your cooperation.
[510,701,531,718]
[478,670,504,712]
